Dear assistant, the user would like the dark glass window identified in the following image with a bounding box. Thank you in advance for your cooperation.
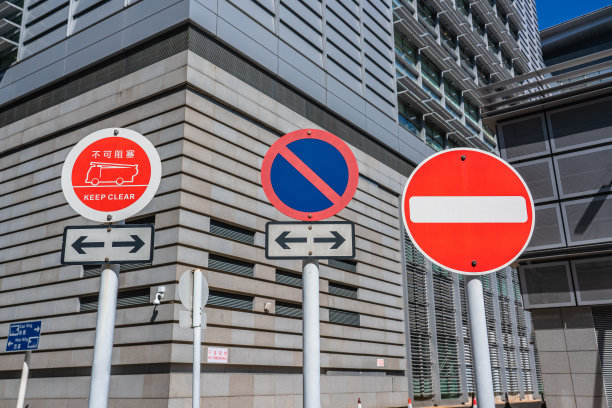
[459,46,475,68]
[440,24,457,49]
[510,23,520,40]
[443,79,461,106]
[425,122,445,151]
[473,14,486,37]
[477,66,491,85]
[418,0,437,27]
[456,0,469,16]
[488,35,500,55]
[394,31,418,65]
[398,100,422,136]
[464,100,480,123]
[421,55,441,87]
[502,52,512,70]
[497,6,508,24]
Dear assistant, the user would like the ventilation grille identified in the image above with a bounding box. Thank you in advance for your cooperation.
[83,262,151,277]
[275,302,302,318]
[328,308,360,326]
[208,254,254,277]
[80,287,149,312]
[328,282,357,298]
[210,219,255,244]
[328,259,357,273]
[207,290,253,311]
[275,270,302,287]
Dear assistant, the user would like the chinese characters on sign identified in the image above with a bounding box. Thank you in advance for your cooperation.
[207,347,229,363]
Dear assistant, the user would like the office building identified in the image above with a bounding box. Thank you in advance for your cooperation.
[0,0,542,406]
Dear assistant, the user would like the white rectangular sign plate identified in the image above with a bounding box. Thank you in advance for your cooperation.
[265,221,355,260]
[207,347,228,363]
[61,224,154,265]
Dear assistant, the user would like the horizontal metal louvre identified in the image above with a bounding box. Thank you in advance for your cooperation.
[432,266,460,398]
[79,288,149,312]
[327,259,357,273]
[83,262,151,276]
[328,308,360,326]
[275,269,302,287]
[207,290,253,311]
[328,282,358,298]
[592,305,612,408]
[208,254,254,276]
[275,302,302,318]
[405,233,433,397]
[209,219,255,244]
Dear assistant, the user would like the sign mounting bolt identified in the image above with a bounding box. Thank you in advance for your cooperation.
[472,260,477,267]
[307,130,311,135]
[107,227,111,232]
[114,129,119,135]
[461,155,466,161]
[308,251,312,255]
[308,225,312,230]
[107,215,112,221]
[105,257,110,263]
[308,214,312,219]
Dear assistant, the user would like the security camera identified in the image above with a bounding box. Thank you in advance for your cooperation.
[153,286,166,305]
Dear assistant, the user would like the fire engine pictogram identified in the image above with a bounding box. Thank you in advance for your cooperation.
[85,162,139,186]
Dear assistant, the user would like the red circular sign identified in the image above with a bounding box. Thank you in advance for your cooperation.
[402,149,534,275]
[62,128,161,222]
[261,129,359,221]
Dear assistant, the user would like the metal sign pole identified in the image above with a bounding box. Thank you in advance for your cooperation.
[15,350,31,408]
[88,261,120,408]
[192,269,203,408]
[302,260,321,408]
[465,275,495,408]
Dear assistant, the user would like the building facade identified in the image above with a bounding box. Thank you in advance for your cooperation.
[479,7,612,407]
[0,1,542,406]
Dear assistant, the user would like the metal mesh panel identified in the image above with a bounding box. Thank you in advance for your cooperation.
[555,147,612,198]
[329,282,358,298]
[275,269,302,287]
[208,254,254,277]
[405,233,433,397]
[549,98,612,150]
[513,160,556,202]
[526,205,565,250]
[592,304,612,408]
[79,287,149,312]
[328,309,360,326]
[275,302,302,318]
[433,266,461,398]
[563,196,612,245]
[499,116,548,161]
[210,219,255,244]
[207,290,253,311]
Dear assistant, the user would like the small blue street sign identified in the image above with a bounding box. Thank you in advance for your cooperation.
[6,320,41,352]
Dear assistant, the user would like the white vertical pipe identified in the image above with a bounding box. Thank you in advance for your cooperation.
[302,260,321,408]
[15,351,31,408]
[465,275,496,408]
[192,269,202,408]
[88,262,120,408]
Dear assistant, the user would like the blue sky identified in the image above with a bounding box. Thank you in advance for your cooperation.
[537,0,610,30]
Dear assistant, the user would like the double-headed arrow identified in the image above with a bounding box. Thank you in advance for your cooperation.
[276,231,345,249]
[72,235,145,254]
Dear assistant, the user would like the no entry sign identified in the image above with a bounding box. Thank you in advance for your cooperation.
[61,128,161,222]
[261,129,359,221]
[402,148,534,274]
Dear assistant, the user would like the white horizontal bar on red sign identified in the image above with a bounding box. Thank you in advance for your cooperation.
[409,196,528,223]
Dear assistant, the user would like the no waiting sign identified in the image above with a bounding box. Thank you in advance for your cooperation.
[402,149,535,275]
[61,128,161,222]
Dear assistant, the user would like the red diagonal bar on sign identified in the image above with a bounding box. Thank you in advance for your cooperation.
[278,146,342,204]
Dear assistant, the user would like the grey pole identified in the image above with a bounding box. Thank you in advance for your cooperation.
[88,261,120,408]
[302,260,321,408]
[465,275,496,408]
[192,269,203,408]
[15,350,31,408]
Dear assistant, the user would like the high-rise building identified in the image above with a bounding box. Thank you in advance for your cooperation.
[0,1,542,406]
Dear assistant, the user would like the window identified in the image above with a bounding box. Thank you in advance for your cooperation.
[487,0,495,7]
[477,66,491,85]
[329,309,360,326]
[210,219,255,244]
[510,23,520,40]
[276,269,302,287]
[417,0,437,27]
[488,35,500,55]
[464,100,480,123]
[421,55,441,87]
[276,301,302,318]
[459,46,474,69]
[422,83,441,101]
[456,0,469,16]
[208,254,254,276]
[443,79,461,106]
[425,122,445,151]
[80,288,149,312]
[398,101,422,136]
[502,52,512,70]
[394,31,417,65]
[328,259,357,273]
[497,6,508,24]
[473,14,486,37]
[440,24,457,49]
[207,290,253,310]
[396,59,416,80]
[329,282,358,298]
